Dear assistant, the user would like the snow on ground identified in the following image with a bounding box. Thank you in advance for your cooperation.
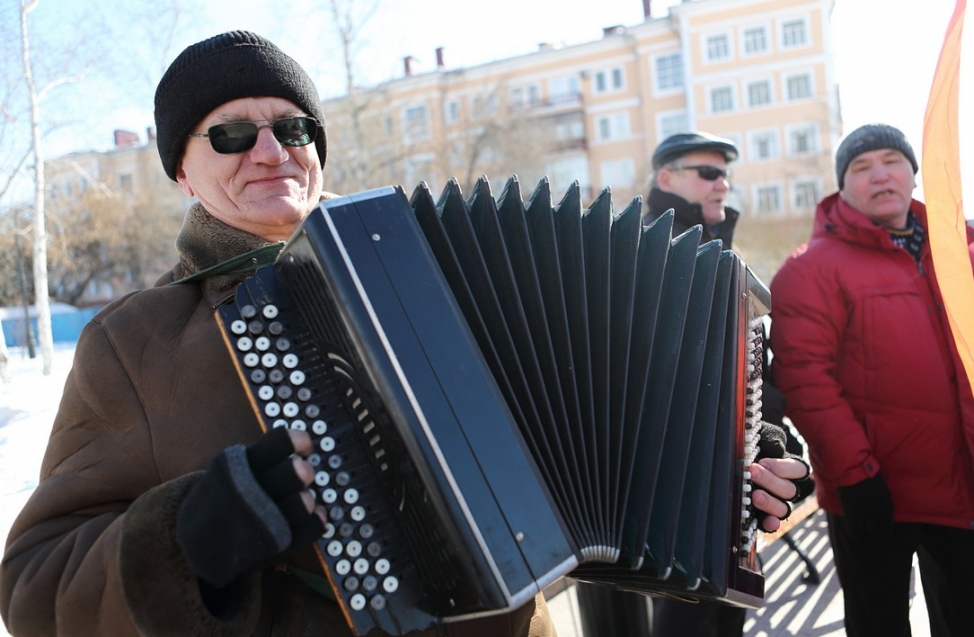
[0,344,77,549]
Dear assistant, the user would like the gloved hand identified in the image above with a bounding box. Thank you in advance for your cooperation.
[757,422,815,502]
[750,422,815,531]
[836,473,894,537]
[176,427,327,587]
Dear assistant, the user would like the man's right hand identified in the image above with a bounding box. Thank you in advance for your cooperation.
[836,473,894,537]
[176,427,327,587]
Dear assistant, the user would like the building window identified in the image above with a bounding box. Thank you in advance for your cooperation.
[596,112,630,141]
[788,124,819,156]
[547,155,591,194]
[747,80,772,107]
[710,86,734,113]
[743,27,768,55]
[749,129,780,161]
[787,73,813,100]
[445,100,460,124]
[554,114,585,141]
[512,84,541,107]
[706,34,730,61]
[402,105,429,141]
[792,180,821,209]
[594,67,625,94]
[782,19,808,48]
[756,185,783,213]
[655,53,683,91]
[550,76,580,103]
[600,158,636,188]
[472,94,498,118]
[658,111,689,140]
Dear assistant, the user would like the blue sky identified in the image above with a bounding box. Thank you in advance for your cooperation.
[2,0,968,210]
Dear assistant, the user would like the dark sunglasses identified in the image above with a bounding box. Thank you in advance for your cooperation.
[187,116,318,154]
[672,164,730,181]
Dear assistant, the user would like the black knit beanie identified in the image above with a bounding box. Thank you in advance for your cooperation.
[154,31,327,181]
[835,124,917,189]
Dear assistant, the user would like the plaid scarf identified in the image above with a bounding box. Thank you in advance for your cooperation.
[887,212,925,262]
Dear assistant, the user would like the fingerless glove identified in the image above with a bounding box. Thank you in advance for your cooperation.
[176,428,324,587]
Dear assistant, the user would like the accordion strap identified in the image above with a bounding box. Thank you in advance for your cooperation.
[168,243,283,286]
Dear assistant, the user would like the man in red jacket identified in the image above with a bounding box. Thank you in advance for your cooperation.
[770,123,974,637]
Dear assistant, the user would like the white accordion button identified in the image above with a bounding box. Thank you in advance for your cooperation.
[272,419,288,429]
[264,403,281,417]
[326,540,343,557]
[282,354,299,368]
[231,320,247,335]
[320,437,336,452]
[322,488,338,504]
[255,336,271,351]
[236,337,253,352]
[261,353,278,368]
[262,304,279,319]
[258,386,274,401]
[375,558,390,575]
[382,576,399,593]
[312,420,328,435]
[354,558,370,575]
[289,370,306,385]
[322,523,335,539]
[346,541,362,557]
[243,353,260,368]
[335,559,351,575]
[344,489,360,504]
[283,402,299,417]
[350,506,366,522]
[315,471,330,486]
[350,594,366,611]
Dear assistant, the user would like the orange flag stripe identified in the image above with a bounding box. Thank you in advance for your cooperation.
[922,0,974,393]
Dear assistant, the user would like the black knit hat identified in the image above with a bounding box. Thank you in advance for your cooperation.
[154,31,327,181]
[652,131,738,169]
[835,124,917,189]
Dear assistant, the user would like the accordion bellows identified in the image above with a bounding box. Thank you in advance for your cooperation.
[217,176,769,636]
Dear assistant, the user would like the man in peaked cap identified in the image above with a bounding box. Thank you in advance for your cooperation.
[576,130,814,636]
[643,131,740,245]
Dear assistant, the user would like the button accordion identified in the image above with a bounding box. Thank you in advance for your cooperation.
[216,177,770,636]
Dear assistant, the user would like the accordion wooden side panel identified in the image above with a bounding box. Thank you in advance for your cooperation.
[217,178,769,636]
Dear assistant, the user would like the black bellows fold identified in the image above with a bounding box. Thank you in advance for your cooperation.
[410,175,763,594]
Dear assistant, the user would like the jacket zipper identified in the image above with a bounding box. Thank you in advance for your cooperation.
[212,293,235,310]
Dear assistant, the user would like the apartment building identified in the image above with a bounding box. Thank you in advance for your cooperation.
[42,129,188,304]
[44,128,182,209]
[322,0,839,217]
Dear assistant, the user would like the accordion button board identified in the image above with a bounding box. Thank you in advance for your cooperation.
[217,178,770,635]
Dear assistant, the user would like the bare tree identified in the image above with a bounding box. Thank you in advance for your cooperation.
[20,0,57,374]
[319,0,387,193]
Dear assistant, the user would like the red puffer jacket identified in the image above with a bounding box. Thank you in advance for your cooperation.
[770,192,974,529]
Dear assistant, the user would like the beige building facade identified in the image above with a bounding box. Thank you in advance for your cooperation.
[323,0,838,218]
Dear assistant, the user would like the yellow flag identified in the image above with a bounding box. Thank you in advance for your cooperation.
[923,0,974,392]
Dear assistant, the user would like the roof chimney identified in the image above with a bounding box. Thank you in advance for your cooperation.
[602,25,625,37]
[435,47,445,69]
[113,130,140,147]
[403,55,416,76]
[643,0,652,19]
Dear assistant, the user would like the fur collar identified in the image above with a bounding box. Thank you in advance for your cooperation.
[175,203,271,274]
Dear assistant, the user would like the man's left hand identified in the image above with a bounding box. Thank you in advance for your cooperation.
[748,457,812,532]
